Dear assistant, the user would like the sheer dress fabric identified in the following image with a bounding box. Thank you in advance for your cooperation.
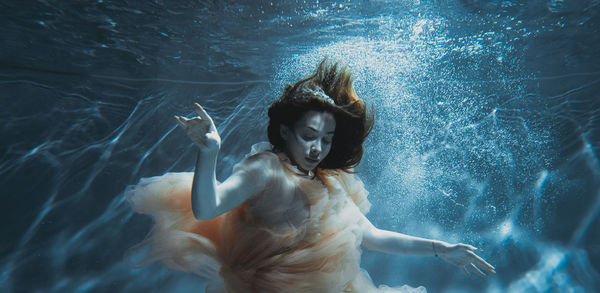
[126,143,426,293]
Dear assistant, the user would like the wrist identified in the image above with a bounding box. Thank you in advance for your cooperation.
[196,149,219,170]
[197,147,219,158]
[432,240,449,257]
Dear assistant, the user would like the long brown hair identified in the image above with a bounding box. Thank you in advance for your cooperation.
[267,58,373,171]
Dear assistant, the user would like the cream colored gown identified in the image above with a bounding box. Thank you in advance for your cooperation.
[126,143,426,293]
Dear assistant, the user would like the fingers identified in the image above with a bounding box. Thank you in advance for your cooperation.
[174,115,208,129]
[175,104,213,123]
[469,263,487,278]
[193,103,212,122]
[458,243,477,251]
[467,250,496,274]
[462,266,471,277]
[194,103,218,132]
[174,104,220,149]
[174,115,188,128]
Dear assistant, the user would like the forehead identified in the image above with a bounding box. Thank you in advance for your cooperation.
[294,110,336,132]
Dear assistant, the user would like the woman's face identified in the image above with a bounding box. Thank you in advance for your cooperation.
[281,110,336,173]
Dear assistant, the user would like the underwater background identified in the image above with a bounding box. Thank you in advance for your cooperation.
[1,0,599,292]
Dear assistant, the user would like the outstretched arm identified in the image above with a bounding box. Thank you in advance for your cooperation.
[359,213,496,277]
[175,103,261,220]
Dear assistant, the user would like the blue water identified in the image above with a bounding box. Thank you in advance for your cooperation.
[1,0,599,292]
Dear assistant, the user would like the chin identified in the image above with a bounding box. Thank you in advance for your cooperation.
[304,162,319,169]
[301,166,314,172]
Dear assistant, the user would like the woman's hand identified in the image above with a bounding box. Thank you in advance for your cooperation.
[174,103,221,155]
[436,242,496,277]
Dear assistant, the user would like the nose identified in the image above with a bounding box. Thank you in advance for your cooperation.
[309,142,321,157]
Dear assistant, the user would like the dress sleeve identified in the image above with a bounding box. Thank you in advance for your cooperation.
[335,171,372,215]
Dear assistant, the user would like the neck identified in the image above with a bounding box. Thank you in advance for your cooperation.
[280,150,315,177]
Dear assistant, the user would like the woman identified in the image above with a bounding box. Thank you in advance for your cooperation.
[126,59,495,292]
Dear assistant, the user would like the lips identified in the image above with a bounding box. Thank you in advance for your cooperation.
[306,157,319,164]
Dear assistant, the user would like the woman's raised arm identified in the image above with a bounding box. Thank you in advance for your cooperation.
[175,103,262,220]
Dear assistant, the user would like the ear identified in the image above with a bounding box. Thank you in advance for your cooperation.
[280,124,291,141]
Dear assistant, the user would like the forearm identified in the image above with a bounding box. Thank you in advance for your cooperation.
[191,150,219,220]
[364,228,445,257]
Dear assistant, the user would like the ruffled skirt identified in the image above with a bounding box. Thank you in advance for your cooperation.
[125,172,426,293]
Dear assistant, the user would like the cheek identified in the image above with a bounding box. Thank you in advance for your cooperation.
[301,141,312,154]
[292,135,310,154]
[323,144,333,156]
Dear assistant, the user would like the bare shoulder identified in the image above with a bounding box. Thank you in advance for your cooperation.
[227,150,285,198]
[214,151,283,216]
[233,150,282,176]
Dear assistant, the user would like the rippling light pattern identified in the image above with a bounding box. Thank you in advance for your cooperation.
[1,1,598,292]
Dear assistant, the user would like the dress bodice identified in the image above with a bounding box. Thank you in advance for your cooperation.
[246,179,311,231]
